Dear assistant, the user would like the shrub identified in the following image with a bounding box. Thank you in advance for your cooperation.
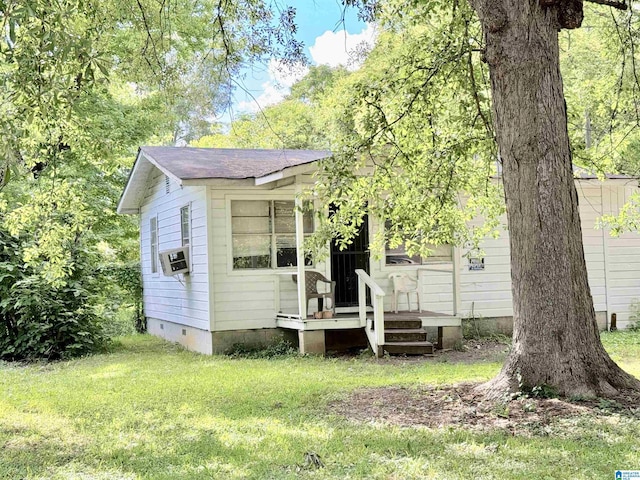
[99,306,138,338]
[98,262,144,334]
[0,229,107,361]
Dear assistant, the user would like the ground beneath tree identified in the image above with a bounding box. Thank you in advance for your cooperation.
[329,340,640,432]
[396,338,510,364]
[331,338,511,365]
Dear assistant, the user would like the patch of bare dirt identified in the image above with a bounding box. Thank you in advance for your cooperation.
[330,339,510,364]
[329,383,640,433]
[431,339,510,364]
[375,339,510,365]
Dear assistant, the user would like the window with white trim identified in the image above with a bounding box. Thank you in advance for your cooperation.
[231,200,313,269]
[384,220,452,265]
[180,205,190,246]
[150,216,158,273]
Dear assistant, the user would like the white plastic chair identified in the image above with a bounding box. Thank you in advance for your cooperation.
[388,273,421,313]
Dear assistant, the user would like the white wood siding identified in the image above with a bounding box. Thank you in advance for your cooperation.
[140,170,210,331]
[459,222,513,318]
[201,179,640,332]
[576,184,607,314]
[368,217,456,315]
[455,182,634,322]
[209,187,329,331]
[602,183,640,328]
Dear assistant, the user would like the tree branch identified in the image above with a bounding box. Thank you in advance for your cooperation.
[464,17,493,137]
[584,0,628,10]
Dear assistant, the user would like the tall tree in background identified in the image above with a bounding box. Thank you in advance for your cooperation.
[561,10,640,174]
[0,0,302,278]
[193,65,348,150]
[0,0,302,358]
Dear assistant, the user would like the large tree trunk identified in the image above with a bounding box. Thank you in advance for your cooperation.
[470,0,640,398]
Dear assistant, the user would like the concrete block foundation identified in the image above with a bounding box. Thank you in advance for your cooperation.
[211,328,297,354]
[147,317,213,355]
[298,330,326,355]
[440,326,463,350]
[147,319,299,355]
[462,311,609,339]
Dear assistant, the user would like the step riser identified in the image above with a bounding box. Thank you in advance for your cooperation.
[371,319,433,355]
[384,320,422,330]
[384,345,434,355]
[385,332,427,342]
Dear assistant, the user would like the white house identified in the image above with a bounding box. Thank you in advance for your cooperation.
[117,146,640,356]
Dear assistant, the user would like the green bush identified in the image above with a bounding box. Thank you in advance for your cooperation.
[0,229,107,361]
[97,263,144,334]
[99,306,138,338]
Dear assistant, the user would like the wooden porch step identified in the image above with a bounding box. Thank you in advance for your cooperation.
[384,328,428,343]
[384,319,422,330]
[383,341,434,356]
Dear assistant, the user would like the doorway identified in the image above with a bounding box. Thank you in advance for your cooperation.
[330,214,370,308]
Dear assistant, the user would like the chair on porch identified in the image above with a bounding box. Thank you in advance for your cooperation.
[389,272,422,313]
[292,271,336,314]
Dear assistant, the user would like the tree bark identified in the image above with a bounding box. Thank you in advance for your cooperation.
[470,0,640,398]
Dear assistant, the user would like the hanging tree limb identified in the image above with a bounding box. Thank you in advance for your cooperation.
[541,0,627,9]
[584,0,628,10]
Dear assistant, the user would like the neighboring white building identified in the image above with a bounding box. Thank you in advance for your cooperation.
[117,147,640,355]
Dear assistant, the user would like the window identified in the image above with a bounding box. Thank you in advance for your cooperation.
[165,175,170,194]
[150,216,158,273]
[180,205,190,246]
[384,221,452,265]
[231,200,313,269]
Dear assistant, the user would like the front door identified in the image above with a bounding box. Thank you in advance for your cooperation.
[330,214,370,307]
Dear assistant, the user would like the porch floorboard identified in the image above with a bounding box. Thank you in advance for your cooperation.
[331,310,454,322]
[275,310,457,331]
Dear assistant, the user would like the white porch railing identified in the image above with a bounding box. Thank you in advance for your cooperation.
[355,269,385,358]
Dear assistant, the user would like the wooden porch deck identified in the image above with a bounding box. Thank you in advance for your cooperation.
[275,309,460,331]
[359,310,453,321]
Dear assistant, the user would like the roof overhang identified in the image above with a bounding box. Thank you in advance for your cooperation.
[254,161,319,186]
[117,148,331,214]
[117,148,183,214]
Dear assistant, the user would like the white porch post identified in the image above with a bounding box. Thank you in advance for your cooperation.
[452,246,462,316]
[295,181,307,318]
[358,275,367,327]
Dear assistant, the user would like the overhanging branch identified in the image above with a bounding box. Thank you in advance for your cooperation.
[584,0,628,10]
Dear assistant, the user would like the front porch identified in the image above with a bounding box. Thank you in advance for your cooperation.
[276,268,463,357]
[276,310,463,356]
[273,183,463,357]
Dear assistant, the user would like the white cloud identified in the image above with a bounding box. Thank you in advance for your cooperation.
[235,25,377,114]
[237,59,308,114]
[309,24,377,70]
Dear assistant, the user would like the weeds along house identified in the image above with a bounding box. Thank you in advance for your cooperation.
[118,146,640,355]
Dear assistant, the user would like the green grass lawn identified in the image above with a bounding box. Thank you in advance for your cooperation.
[1,332,639,480]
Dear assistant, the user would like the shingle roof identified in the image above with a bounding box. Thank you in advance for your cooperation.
[140,146,332,180]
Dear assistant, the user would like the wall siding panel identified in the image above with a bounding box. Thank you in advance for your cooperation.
[139,176,640,335]
[209,187,331,331]
[140,170,210,331]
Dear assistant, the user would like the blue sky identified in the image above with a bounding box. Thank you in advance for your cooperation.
[231,1,374,115]
[293,0,367,52]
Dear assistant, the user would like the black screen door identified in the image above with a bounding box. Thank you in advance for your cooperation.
[330,214,370,307]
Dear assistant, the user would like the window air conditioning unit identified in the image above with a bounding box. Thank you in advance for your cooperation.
[159,247,190,276]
